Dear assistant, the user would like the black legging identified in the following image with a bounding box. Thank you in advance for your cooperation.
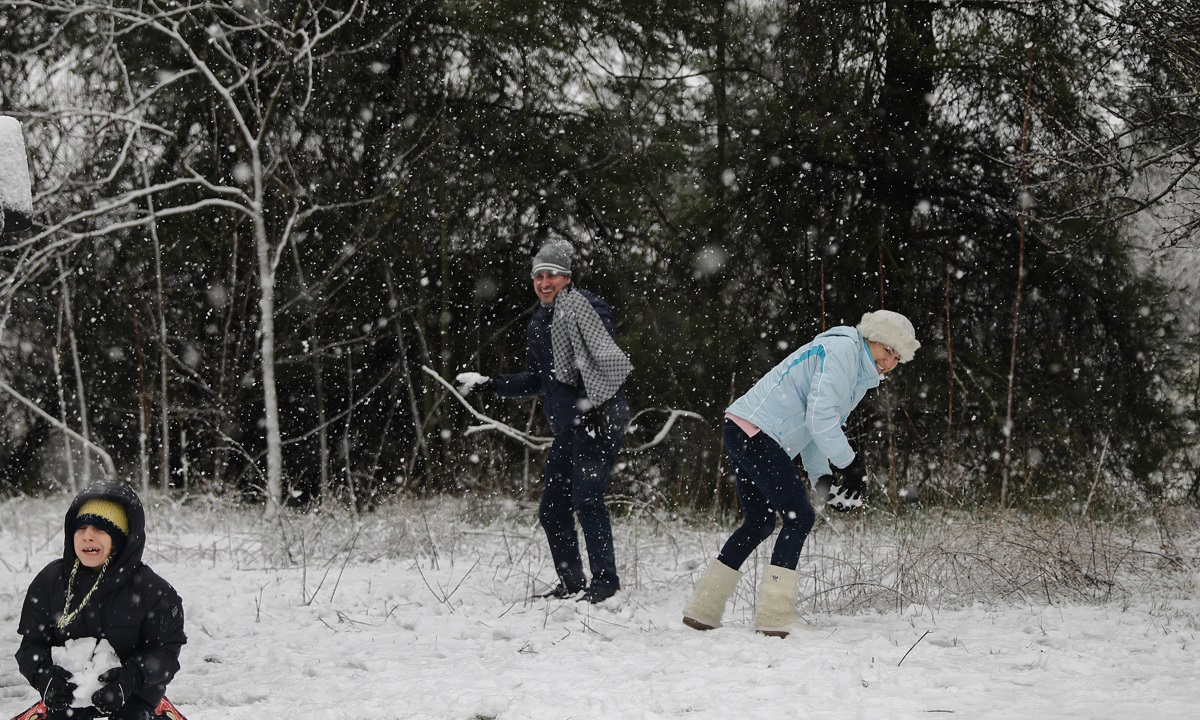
[716,419,816,571]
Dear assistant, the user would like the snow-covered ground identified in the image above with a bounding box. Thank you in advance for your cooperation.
[1,493,1197,719]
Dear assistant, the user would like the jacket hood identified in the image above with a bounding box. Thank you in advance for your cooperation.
[62,481,147,589]
[819,326,883,387]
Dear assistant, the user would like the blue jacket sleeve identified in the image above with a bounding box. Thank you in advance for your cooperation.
[798,442,833,484]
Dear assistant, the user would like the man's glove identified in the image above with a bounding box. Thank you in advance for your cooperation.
[580,409,607,437]
[40,665,76,711]
[827,455,868,511]
[91,666,141,715]
[455,372,493,396]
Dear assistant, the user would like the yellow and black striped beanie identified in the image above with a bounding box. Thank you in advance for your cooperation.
[73,498,129,544]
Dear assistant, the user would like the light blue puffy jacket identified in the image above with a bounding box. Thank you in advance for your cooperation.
[726,326,881,482]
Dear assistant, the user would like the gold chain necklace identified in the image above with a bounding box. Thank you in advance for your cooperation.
[56,558,109,630]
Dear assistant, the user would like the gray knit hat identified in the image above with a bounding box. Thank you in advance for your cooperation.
[531,239,573,276]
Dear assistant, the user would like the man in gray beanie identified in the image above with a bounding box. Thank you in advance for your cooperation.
[682,309,919,638]
[456,238,633,603]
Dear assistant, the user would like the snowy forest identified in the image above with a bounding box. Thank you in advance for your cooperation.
[1,0,1198,515]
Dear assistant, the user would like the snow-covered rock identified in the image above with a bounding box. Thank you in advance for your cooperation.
[0,115,34,233]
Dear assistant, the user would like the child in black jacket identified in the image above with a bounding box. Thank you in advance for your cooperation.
[15,481,186,720]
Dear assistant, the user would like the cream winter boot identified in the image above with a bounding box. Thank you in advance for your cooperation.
[682,560,743,630]
[754,564,799,638]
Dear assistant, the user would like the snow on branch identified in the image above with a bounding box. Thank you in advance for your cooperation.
[421,366,554,451]
[421,366,705,454]
[0,116,33,235]
[624,407,706,453]
[0,378,117,480]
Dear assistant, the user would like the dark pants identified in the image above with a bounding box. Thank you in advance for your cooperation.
[717,419,816,571]
[47,697,154,720]
[47,707,100,720]
[539,423,624,591]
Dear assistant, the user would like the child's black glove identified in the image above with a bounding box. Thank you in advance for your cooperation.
[40,665,76,711]
[91,666,142,715]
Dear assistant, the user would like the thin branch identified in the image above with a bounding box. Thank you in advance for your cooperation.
[898,630,932,667]
[625,408,705,453]
[0,378,117,480]
[420,366,554,451]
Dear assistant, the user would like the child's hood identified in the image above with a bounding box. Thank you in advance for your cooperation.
[62,480,147,579]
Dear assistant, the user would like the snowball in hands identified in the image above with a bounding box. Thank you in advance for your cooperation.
[52,638,120,707]
[455,372,490,396]
[826,484,864,511]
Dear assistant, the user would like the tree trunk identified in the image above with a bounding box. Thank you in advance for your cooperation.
[943,235,955,496]
[1001,48,1035,508]
[146,170,171,490]
[385,267,430,482]
[253,202,285,516]
[291,239,330,501]
[59,268,92,486]
[52,345,78,493]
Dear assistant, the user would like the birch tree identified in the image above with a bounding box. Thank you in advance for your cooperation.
[1,0,405,510]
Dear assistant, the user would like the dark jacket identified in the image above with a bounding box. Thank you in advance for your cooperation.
[492,287,631,435]
[16,481,186,709]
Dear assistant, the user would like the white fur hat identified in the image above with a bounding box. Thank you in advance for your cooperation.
[857,310,920,362]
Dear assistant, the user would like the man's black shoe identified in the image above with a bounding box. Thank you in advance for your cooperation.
[577,584,618,604]
[534,582,583,599]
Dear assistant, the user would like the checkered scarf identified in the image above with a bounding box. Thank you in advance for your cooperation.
[550,288,633,406]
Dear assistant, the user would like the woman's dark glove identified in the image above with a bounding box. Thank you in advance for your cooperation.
[39,665,77,710]
[828,455,867,511]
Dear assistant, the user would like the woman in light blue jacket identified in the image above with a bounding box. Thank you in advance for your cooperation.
[683,310,920,637]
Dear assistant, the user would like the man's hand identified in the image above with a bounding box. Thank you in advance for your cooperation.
[581,409,608,437]
[455,372,492,396]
